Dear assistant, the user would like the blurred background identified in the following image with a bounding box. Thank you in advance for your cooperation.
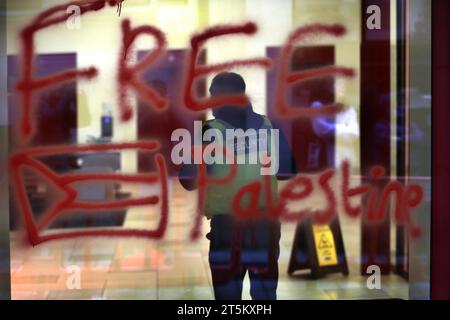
[0,0,433,300]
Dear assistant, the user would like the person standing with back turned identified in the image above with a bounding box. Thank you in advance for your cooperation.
[179,72,295,300]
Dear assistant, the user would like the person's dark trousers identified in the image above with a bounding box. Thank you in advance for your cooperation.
[207,214,281,300]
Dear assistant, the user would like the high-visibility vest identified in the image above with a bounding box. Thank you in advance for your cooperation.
[203,116,278,218]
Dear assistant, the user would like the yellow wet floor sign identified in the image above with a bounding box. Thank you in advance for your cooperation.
[312,224,338,266]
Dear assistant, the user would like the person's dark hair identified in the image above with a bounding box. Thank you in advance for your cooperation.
[209,72,246,96]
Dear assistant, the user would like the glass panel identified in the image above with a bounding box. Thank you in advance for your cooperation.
[0,0,433,300]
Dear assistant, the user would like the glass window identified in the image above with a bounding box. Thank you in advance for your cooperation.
[0,0,433,300]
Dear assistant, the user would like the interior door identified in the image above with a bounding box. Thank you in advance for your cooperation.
[7,53,78,230]
[266,46,336,173]
[137,49,206,176]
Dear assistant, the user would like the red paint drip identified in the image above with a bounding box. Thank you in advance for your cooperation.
[342,160,370,217]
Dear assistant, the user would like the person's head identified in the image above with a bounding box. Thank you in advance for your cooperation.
[209,72,246,97]
[209,72,249,127]
[209,72,250,127]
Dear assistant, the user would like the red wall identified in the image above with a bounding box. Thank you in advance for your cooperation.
[431,0,450,300]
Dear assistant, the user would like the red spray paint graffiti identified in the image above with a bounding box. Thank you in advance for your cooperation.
[118,18,168,122]
[9,141,168,246]
[10,0,426,246]
[15,0,124,143]
[275,24,356,118]
[227,161,424,238]
[191,145,238,240]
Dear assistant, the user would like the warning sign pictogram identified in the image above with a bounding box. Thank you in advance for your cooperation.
[313,225,338,266]
[318,233,333,249]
